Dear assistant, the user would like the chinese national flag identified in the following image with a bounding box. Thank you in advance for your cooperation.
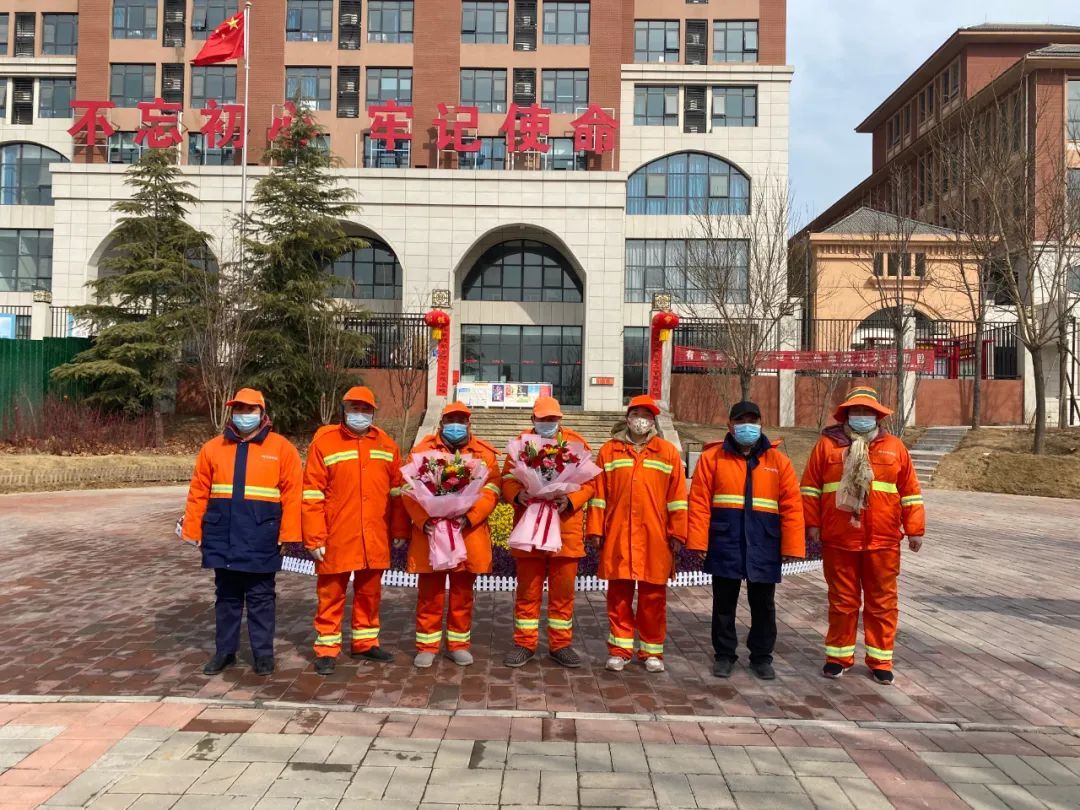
[192,12,244,66]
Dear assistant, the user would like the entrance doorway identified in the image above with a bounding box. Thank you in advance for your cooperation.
[461,325,583,406]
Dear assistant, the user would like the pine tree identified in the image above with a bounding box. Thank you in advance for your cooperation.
[243,105,369,430]
[51,148,213,445]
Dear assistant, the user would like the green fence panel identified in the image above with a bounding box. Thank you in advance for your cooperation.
[0,337,92,430]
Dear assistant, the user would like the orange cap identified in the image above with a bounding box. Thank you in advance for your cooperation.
[442,401,472,418]
[225,388,265,409]
[626,394,660,416]
[532,396,563,419]
[832,385,894,423]
[342,385,377,409]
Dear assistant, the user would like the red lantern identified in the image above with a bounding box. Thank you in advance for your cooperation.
[424,309,451,340]
[652,311,680,342]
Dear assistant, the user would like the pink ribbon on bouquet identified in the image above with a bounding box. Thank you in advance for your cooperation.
[527,499,559,550]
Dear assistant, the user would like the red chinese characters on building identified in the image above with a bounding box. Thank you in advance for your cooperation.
[67,100,117,147]
[434,103,481,153]
[200,99,245,149]
[499,104,552,153]
[134,97,183,148]
[570,104,618,155]
[368,100,414,151]
[267,101,316,143]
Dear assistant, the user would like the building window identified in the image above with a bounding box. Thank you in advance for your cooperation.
[110,64,156,108]
[0,229,53,292]
[188,132,235,165]
[366,68,413,104]
[625,239,747,304]
[42,14,78,55]
[193,0,233,39]
[113,0,158,39]
[1069,81,1080,142]
[713,21,757,62]
[463,239,582,302]
[462,1,508,44]
[107,132,148,163]
[39,79,75,119]
[1068,168,1080,213]
[634,20,679,63]
[543,1,589,46]
[872,252,926,278]
[622,326,649,403]
[285,66,331,110]
[544,137,586,171]
[459,136,507,170]
[634,86,678,126]
[285,0,333,42]
[192,65,236,107]
[0,80,7,122]
[363,135,410,167]
[0,144,68,206]
[540,69,587,113]
[368,1,413,43]
[460,69,507,113]
[461,324,583,406]
[627,151,750,215]
[0,15,7,55]
[940,60,960,105]
[712,86,756,127]
[331,239,403,299]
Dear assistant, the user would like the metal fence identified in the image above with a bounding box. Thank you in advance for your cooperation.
[672,317,783,375]
[343,314,429,370]
[0,305,32,340]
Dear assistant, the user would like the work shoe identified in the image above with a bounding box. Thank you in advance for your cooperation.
[202,652,236,676]
[414,651,436,668]
[822,662,845,679]
[605,655,627,672]
[354,647,394,663]
[503,646,535,668]
[644,656,665,673]
[314,656,336,676]
[712,658,735,678]
[549,646,583,669]
[446,649,474,666]
[253,657,274,676]
[750,661,776,680]
[871,668,895,686]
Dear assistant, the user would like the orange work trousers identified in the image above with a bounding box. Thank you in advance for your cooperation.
[513,556,578,652]
[415,571,477,652]
[822,545,901,671]
[314,569,383,658]
[606,579,667,660]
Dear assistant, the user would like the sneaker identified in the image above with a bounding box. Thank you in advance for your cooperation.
[712,658,735,678]
[202,652,236,676]
[414,651,436,668]
[253,657,274,676]
[503,646,535,668]
[314,656,336,676]
[446,649,474,666]
[871,668,895,686]
[549,646,583,669]
[750,661,776,680]
[644,656,665,673]
[354,647,394,663]
[822,662,845,679]
[605,655,627,672]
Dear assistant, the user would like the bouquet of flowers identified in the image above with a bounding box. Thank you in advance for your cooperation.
[400,451,490,570]
[505,435,602,553]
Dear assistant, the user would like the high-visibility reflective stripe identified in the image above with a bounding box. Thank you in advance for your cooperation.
[607,634,634,649]
[446,630,471,642]
[514,618,540,629]
[667,500,688,511]
[245,486,281,499]
[588,498,606,509]
[210,484,233,495]
[604,459,634,472]
[752,497,779,511]
[640,641,664,654]
[548,617,573,630]
[712,494,744,506]
[483,483,501,495]
[642,459,674,474]
[901,495,924,506]
[302,489,325,501]
[324,450,360,466]
[822,482,841,493]
[315,633,343,646]
[801,486,821,498]
[415,631,443,644]
[389,487,402,497]
[872,481,898,493]
[502,473,517,480]
[866,646,894,660]
[825,645,856,657]
[351,627,380,639]
[369,450,394,462]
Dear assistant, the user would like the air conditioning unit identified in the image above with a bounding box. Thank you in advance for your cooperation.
[339,105,358,118]
[341,80,357,92]
[514,81,534,96]
[165,36,184,46]
[165,10,184,22]
[340,13,358,25]
[13,89,32,103]
[163,78,182,91]
[687,98,702,111]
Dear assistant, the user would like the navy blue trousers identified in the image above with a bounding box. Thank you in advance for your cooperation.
[214,569,276,658]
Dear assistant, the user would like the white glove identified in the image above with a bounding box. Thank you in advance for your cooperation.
[182,536,200,547]
[392,537,408,550]
[310,547,326,562]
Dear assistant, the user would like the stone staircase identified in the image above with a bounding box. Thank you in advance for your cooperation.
[909,426,969,486]
[463,409,628,454]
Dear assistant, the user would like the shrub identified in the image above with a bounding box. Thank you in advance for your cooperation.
[1,396,158,453]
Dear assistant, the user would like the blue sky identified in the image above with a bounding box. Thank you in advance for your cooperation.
[788,0,1079,224]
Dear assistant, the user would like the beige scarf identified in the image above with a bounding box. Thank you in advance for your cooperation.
[836,424,877,526]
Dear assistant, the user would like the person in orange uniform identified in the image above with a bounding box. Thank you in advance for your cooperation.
[501,396,594,669]
[687,401,805,680]
[302,386,410,676]
[801,386,925,685]
[586,395,687,673]
[182,388,302,677]
[403,401,501,668]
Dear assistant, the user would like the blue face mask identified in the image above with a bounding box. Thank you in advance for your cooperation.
[345,412,373,433]
[441,422,468,444]
[848,415,878,434]
[231,412,261,434]
[533,421,559,439]
[732,423,761,447]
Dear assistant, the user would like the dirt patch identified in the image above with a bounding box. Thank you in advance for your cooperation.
[0,453,196,494]
[932,428,1080,500]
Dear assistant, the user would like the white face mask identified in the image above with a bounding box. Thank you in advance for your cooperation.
[627,416,654,437]
[345,412,373,433]
[533,421,559,439]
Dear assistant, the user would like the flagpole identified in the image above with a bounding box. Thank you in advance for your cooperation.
[239,1,252,275]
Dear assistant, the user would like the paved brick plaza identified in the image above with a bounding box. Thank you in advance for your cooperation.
[0,486,1078,807]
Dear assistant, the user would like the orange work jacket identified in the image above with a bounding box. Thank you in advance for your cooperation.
[801,425,925,551]
[585,432,688,585]
[402,431,501,574]
[500,426,595,559]
[301,423,411,575]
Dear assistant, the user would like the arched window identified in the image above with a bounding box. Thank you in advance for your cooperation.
[330,238,403,300]
[0,143,68,206]
[626,151,750,216]
[462,239,582,303]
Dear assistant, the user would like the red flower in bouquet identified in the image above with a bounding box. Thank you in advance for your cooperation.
[519,439,582,483]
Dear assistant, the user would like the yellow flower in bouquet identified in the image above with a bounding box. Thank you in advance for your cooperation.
[488,502,515,549]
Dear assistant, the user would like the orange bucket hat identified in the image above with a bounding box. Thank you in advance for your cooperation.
[225,388,265,409]
[832,385,894,423]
